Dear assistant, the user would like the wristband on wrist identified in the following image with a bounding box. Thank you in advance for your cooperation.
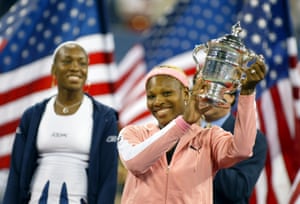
[240,88,255,95]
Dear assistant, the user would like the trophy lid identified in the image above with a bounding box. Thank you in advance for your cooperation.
[214,21,247,52]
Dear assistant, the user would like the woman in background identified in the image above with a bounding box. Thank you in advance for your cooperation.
[3,41,119,204]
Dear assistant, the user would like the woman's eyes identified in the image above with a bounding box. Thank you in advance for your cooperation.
[147,91,173,99]
[62,59,72,64]
[147,95,154,100]
[61,60,88,66]
[80,62,88,66]
[162,91,172,96]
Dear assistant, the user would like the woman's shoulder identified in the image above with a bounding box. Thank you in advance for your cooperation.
[86,94,116,111]
[23,97,52,115]
[120,123,159,135]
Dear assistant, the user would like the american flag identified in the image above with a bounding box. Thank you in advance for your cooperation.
[117,0,300,203]
[0,0,117,199]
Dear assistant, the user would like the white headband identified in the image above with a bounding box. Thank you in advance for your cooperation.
[52,41,84,63]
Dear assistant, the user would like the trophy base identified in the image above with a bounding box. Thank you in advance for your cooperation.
[197,94,230,108]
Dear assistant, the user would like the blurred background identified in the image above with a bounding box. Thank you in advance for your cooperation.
[1,0,300,60]
[111,0,300,61]
[0,0,300,204]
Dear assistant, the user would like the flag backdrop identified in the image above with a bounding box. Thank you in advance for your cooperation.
[117,0,300,203]
[1,0,300,203]
[0,0,117,199]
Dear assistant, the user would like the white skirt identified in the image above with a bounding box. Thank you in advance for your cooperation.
[29,156,88,204]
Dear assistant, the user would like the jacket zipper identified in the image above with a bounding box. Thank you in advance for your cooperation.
[165,165,170,204]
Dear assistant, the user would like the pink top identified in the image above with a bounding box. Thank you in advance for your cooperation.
[118,94,257,204]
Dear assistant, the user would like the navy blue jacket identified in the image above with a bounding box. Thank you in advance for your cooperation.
[3,94,119,204]
[213,114,268,204]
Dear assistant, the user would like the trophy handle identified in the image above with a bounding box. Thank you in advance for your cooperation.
[240,50,265,82]
[192,43,207,71]
[241,49,265,70]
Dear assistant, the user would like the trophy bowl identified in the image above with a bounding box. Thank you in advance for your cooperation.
[192,21,264,108]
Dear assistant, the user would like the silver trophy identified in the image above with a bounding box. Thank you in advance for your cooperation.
[192,21,264,108]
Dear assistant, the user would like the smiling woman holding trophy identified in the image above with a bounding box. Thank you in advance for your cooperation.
[117,22,267,204]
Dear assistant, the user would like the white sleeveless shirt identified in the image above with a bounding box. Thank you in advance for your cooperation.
[29,95,93,204]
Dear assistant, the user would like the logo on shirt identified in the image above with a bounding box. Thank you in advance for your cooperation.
[51,132,67,137]
[117,135,122,142]
[106,135,118,143]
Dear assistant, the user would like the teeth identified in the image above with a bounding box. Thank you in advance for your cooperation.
[68,76,80,81]
[156,109,169,117]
